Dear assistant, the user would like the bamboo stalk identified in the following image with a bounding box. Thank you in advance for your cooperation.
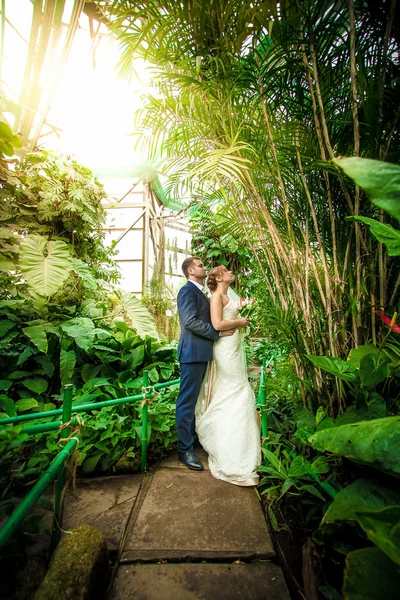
[348,0,362,340]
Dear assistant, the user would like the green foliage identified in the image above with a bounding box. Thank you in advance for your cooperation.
[116,290,160,341]
[308,417,400,478]
[189,205,252,293]
[306,355,358,383]
[343,547,400,599]
[347,216,400,257]
[0,149,119,305]
[19,235,72,296]
[0,121,22,158]
[321,479,400,526]
[335,158,400,221]
[0,145,180,495]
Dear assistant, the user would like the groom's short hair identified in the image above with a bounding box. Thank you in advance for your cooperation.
[182,256,201,278]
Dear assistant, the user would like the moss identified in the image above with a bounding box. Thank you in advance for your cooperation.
[34,524,108,600]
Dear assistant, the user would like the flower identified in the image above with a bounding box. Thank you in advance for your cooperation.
[376,311,400,334]
[237,297,257,333]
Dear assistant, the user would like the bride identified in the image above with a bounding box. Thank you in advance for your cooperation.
[195,265,261,486]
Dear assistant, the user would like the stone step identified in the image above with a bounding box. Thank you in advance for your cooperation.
[62,474,143,552]
[121,468,275,563]
[111,563,290,600]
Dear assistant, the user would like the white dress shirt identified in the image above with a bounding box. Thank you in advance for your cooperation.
[189,280,207,294]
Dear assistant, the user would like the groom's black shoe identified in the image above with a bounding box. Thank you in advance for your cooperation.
[178,450,204,471]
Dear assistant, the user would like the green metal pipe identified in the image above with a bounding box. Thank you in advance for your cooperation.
[0,438,78,551]
[21,417,84,436]
[22,420,64,435]
[141,371,149,473]
[0,379,180,426]
[256,356,274,444]
[50,384,74,554]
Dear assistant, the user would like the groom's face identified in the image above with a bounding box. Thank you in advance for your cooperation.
[189,259,207,282]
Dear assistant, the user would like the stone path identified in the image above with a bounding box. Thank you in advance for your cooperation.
[63,448,290,600]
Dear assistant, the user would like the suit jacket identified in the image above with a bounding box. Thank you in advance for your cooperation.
[177,281,219,363]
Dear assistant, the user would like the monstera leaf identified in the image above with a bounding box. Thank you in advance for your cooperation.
[308,416,400,477]
[117,291,159,341]
[19,235,72,296]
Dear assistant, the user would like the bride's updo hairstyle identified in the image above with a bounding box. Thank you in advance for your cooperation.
[206,265,226,293]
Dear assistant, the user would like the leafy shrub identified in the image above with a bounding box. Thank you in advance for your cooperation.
[0,140,180,492]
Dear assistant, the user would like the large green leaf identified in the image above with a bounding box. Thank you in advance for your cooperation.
[308,417,400,476]
[60,318,95,351]
[359,354,390,389]
[118,291,159,341]
[22,325,48,353]
[347,345,380,367]
[130,344,145,369]
[60,349,76,387]
[0,259,16,272]
[343,547,400,600]
[19,235,72,296]
[356,506,400,565]
[322,479,400,524]
[71,258,97,290]
[0,320,16,337]
[306,355,358,382]
[15,398,39,412]
[81,363,101,382]
[0,394,16,417]
[334,157,400,220]
[0,121,22,149]
[34,355,54,377]
[22,377,48,394]
[346,216,400,256]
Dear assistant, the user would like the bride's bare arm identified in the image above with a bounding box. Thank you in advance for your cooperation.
[210,294,249,331]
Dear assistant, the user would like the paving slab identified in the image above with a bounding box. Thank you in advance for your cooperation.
[122,469,274,562]
[159,447,209,470]
[111,563,290,600]
[62,474,143,551]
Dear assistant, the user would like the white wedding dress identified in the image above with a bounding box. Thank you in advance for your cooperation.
[195,299,261,485]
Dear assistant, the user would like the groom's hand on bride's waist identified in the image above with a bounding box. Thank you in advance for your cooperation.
[219,329,235,337]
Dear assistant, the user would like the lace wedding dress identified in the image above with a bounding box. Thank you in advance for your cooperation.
[195,299,261,485]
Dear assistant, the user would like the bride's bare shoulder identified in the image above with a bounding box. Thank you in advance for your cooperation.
[210,292,223,304]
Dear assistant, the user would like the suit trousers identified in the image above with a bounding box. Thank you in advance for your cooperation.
[176,361,208,452]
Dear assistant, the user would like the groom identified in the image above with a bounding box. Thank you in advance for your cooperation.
[176,257,234,470]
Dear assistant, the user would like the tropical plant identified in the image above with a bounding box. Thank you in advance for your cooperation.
[106,0,400,414]
[0,143,180,488]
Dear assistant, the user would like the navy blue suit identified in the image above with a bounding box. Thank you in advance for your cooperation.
[176,281,219,452]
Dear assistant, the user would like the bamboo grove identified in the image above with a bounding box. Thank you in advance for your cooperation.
[106,0,400,411]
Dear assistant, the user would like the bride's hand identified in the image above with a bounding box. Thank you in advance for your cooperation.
[220,329,235,337]
[238,317,249,328]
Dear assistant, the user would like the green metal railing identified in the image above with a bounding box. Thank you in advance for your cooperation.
[0,438,78,552]
[0,378,181,426]
[0,371,180,552]
[0,356,337,553]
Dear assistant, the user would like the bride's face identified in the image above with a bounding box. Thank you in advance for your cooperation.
[219,267,235,284]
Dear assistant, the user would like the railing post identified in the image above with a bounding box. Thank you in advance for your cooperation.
[141,370,149,473]
[0,438,78,551]
[257,358,269,446]
[50,383,73,554]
